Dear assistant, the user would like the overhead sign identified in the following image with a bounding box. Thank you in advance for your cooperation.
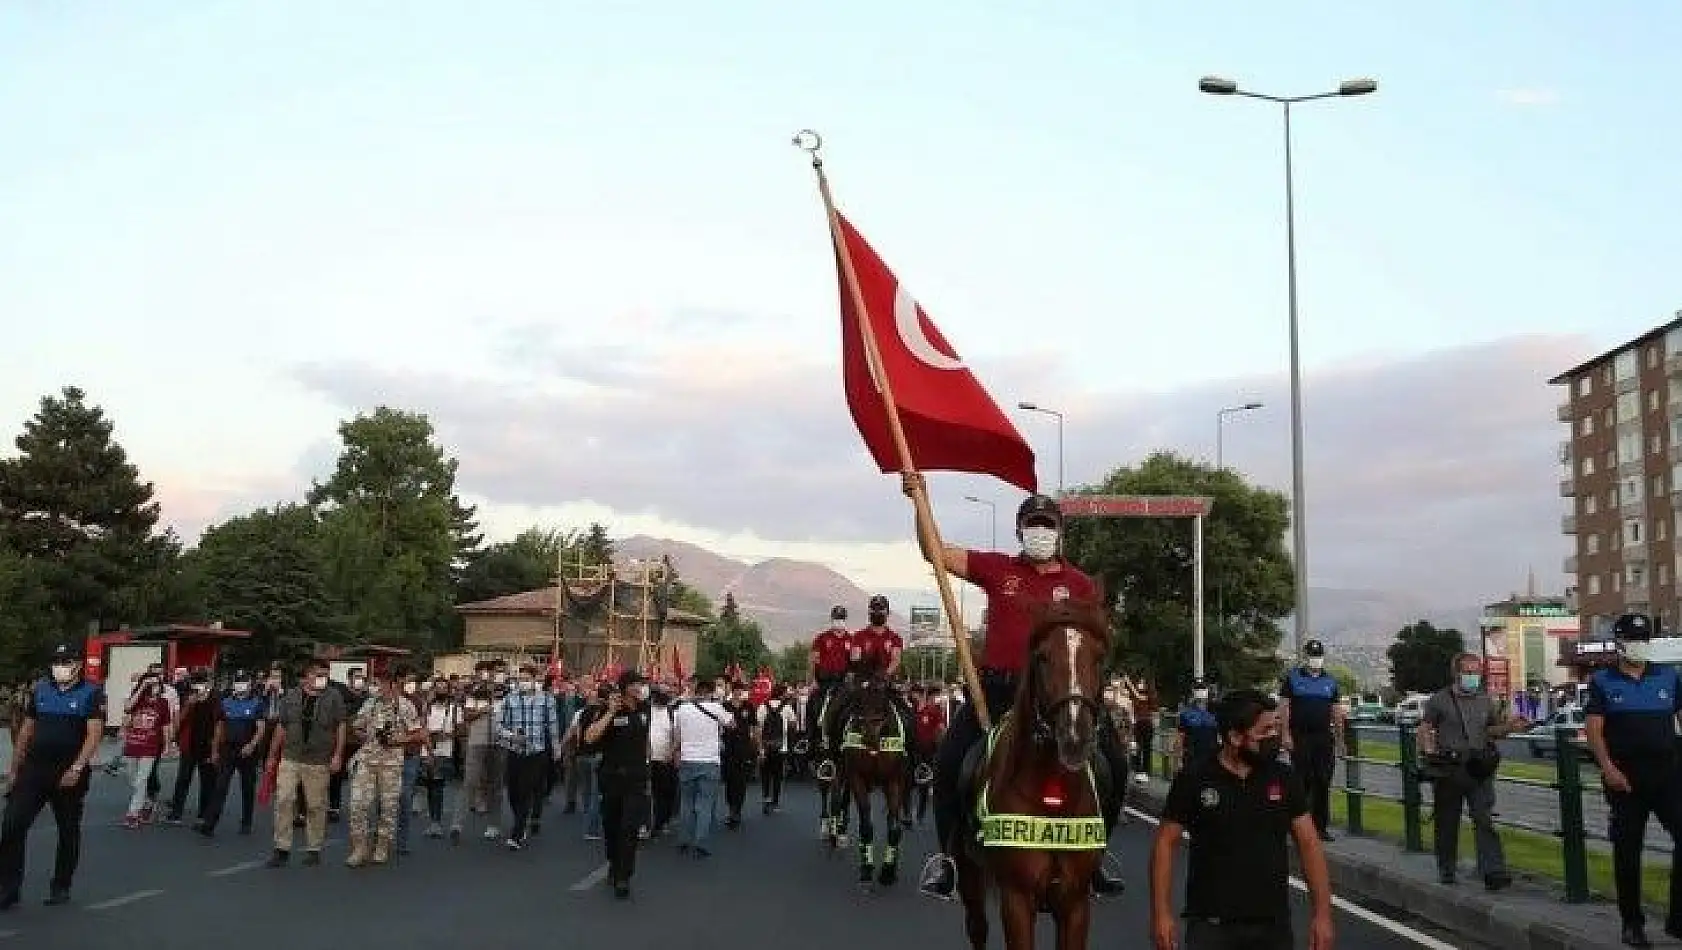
[1058,494,1213,518]
[908,606,941,641]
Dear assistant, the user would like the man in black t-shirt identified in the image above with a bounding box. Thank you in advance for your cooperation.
[1150,690,1334,950]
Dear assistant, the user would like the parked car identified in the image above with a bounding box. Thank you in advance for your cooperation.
[1351,701,1389,723]
[1525,706,1591,759]
[1394,693,1431,727]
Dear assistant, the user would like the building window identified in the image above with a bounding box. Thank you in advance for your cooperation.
[1618,392,1641,422]
[1649,346,1662,369]
[1614,571,1622,591]
[1605,366,1615,386]
[1625,519,1644,546]
[1616,350,1639,380]
[1587,533,1601,554]
[1623,476,1644,505]
[1606,451,1617,470]
[1667,327,1682,355]
[1582,456,1596,476]
[1660,564,1671,587]
[1609,489,1619,511]
[1653,435,1664,455]
[1655,475,1666,497]
[1651,389,1662,411]
[1660,518,1669,542]
[1626,564,1646,588]
[1606,408,1616,428]
[1585,495,1598,515]
[1588,574,1602,596]
[1579,375,1593,397]
[1580,415,1595,436]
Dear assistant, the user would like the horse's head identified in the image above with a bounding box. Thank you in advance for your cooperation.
[1024,589,1111,773]
[851,678,895,751]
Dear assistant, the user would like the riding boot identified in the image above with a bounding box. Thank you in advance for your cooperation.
[918,852,957,899]
[1091,862,1126,898]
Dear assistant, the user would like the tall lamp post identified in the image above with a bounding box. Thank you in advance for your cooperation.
[961,495,998,639]
[1016,402,1065,496]
[1198,74,1377,652]
[1216,402,1263,470]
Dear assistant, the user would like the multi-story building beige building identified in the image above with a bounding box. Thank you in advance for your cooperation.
[1552,313,1682,637]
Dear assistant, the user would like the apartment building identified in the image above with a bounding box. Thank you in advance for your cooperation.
[1551,313,1682,637]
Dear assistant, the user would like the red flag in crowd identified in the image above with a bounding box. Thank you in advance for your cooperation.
[671,644,685,684]
[832,212,1038,493]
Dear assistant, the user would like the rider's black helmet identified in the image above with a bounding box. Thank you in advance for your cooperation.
[1016,494,1062,527]
[830,605,848,622]
[1612,612,1654,642]
[1303,639,1326,658]
[868,594,889,612]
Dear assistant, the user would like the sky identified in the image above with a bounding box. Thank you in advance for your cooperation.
[2,3,1678,607]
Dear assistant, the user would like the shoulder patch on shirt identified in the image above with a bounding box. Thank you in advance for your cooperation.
[1199,787,1220,808]
[1267,781,1283,802]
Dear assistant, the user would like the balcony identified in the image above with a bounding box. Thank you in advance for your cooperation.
[1559,477,1575,497]
[1559,440,1573,465]
[1619,458,1645,477]
[1618,375,1640,395]
[1626,585,1651,605]
[1562,514,1577,533]
[1557,401,1573,422]
[1671,443,1682,466]
[1624,544,1649,563]
[1668,352,1682,376]
[1621,497,1648,517]
[1563,555,1578,574]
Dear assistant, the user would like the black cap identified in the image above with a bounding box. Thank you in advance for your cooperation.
[1016,494,1062,527]
[868,594,889,611]
[616,669,648,690]
[1612,613,1654,642]
[830,605,848,621]
[1304,639,1326,658]
[47,642,80,662]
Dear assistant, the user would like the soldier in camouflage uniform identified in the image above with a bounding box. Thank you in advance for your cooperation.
[345,668,422,868]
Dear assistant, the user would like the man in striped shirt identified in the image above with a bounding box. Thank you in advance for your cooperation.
[497,665,563,850]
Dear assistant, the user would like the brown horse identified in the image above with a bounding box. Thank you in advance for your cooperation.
[839,677,910,888]
[956,594,1111,950]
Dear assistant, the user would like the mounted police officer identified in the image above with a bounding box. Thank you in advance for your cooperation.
[806,606,853,780]
[911,485,1127,900]
[825,594,907,756]
[1584,612,1681,948]
[1279,639,1343,841]
[0,643,106,910]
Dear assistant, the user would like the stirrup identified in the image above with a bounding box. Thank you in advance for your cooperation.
[815,759,837,782]
[913,763,934,785]
[792,739,810,755]
[918,853,957,901]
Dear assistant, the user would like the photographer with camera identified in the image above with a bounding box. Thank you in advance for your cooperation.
[1417,651,1527,890]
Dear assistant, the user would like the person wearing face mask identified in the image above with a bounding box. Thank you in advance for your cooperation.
[165,672,222,827]
[1278,640,1344,842]
[197,670,269,838]
[327,668,368,823]
[1418,652,1525,892]
[451,677,507,844]
[263,660,348,868]
[496,664,563,850]
[389,669,429,856]
[582,669,654,899]
[1176,681,1219,773]
[0,643,107,909]
[1150,689,1334,950]
[910,487,1125,900]
[1584,612,1682,948]
[343,668,423,868]
[720,682,759,830]
[125,664,177,814]
[804,606,855,773]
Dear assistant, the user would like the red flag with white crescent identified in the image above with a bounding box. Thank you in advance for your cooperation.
[833,212,1038,493]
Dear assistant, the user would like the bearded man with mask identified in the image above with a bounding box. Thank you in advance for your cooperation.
[911,485,1127,900]
[0,643,105,909]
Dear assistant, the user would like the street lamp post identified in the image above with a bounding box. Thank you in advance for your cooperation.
[1017,402,1065,496]
[1215,401,1263,470]
[1198,74,1376,653]
[962,495,999,550]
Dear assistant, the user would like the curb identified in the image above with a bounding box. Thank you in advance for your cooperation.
[1129,784,1629,950]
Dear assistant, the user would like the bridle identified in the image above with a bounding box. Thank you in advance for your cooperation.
[1026,623,1105,746]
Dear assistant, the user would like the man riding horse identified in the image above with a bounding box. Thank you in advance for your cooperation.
[912,485,1128,900]
[823,594,907,759]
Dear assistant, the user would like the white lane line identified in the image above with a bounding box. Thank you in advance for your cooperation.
[1125,807,1458,950]
[569,863,611,891]
[85,889,165,911]
[0,929,19,939]
[208,859,265,877]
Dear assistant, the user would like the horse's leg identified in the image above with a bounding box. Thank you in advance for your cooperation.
[998,885,1037,950]
[1053,885,1092,950]
[853,775,875,885]
[956,851,988,950]
[877,774,903,886]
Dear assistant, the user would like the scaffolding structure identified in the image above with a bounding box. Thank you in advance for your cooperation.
[553,550,673,676]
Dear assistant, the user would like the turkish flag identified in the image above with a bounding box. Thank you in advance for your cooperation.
[833,212,1038,493]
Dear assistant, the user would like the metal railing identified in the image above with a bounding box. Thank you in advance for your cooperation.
[1147,713,1663,904]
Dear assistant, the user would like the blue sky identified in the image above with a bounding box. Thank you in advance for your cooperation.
[2,3,1676,602]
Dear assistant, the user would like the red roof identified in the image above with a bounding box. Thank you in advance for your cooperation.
[455,586,709,626]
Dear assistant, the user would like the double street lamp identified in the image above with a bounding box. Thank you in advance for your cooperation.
[1198,74,1377,652]
[1016,402,1064,497]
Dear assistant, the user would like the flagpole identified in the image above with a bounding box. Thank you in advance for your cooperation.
[795,129,994,731]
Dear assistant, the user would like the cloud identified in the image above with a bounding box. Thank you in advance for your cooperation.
[1495,88,1559,107]
[288,329,1591,605]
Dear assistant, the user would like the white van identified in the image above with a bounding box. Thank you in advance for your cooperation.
[1394,693,1431,727]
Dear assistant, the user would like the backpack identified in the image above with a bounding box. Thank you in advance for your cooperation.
[761,700,789,748]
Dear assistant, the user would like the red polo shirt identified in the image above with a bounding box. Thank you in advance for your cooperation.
[967,552,1097,674]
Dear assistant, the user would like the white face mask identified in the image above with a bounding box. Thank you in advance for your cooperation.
[233,681,252,694]
[493,672,508,685]
[630,684,650,702]
[402,682,417,695]
[311,675,329,691]
[350,678,366,691]
[1620,641,1652,663]
[420,680,433,692]
[1021,526,1059,561]
[1306,657,1325,671]
[50,663,76,685]
[1193,689,1210,702]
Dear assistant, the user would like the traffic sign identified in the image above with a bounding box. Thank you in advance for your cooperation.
[1058,494,1213,518]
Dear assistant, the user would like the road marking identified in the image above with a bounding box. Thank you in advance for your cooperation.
[208,860,265,877]
[569,863,610,891]
[0,929,19,939]
[85,889,165,911]
[1125,807,1457,950]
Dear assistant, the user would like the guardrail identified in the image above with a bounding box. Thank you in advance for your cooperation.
[1148,713,1633,904]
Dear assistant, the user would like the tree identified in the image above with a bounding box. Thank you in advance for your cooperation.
[1062,452,1294,703]
[670,581,713,619]
[456,527,569,607]
[772,642,809,684]
[0,387,183,635]
[719,591,741,623]
[1324,662,1360,698]
[696,611,772,680]
[189,505,342,667]
[309,408,471,653]
[1387,620,1465,695]
[0,549,62,679]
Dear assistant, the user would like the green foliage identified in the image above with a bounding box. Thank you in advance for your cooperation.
[1323,662,1360,697]
[671,581,713,619]
[188,504,342,667]
[1386,620,1466,695]
[1062,451,1294,703]
[771,641,809,683]
[0,387,185,638]
[696,611,772,680]
[0,549,63,678]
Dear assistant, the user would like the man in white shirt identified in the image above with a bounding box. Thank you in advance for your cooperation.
[671,678,732,858]
[647,685,678,835]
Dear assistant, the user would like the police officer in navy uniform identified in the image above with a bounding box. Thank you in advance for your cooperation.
[582,669,654,900]
[0,643,106,909]
[1280,639,1343,842]
[1176,680,1219,772]
[1583,613,1681,948]
[199,669,269,837]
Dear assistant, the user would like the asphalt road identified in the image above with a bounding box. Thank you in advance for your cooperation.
[3,755,1480,950]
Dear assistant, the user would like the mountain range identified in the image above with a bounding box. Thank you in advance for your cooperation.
[614,535,1486,648]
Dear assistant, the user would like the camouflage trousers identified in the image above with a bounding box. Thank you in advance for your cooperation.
[347,759,402,842]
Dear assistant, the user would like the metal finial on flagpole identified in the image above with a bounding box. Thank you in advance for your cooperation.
[792,129,824,166]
